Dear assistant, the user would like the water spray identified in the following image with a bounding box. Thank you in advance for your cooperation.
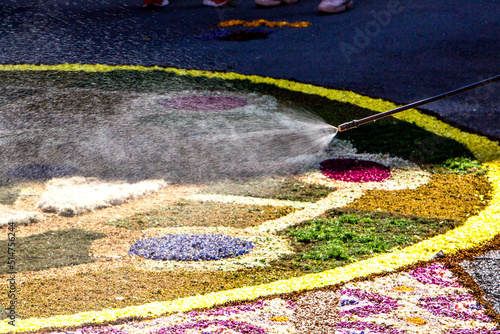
[335,74,499,135]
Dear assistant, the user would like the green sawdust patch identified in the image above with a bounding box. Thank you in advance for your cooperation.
[348,173,492,220]
[7,266,302,319]
[106,200,296,230]
[200,176,333,202]
[0,70,475,167]
[0,229,106,274]
[0,87,42,106]
[428,157,488,175]
[280,211,461,273]
[0,183,20,205]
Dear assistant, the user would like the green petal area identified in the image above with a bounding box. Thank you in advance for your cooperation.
[0,229,106,274]
[200,176,333,202]
[0,183,20,205]
[348,173,492,220]
[280,210,461,273]
[106,200,296,230]
[429,157,488,175]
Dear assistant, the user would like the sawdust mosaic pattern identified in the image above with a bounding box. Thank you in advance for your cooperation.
[48,263,497,334]
[0,66,498,333]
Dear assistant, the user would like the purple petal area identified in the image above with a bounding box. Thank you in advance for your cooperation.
[192,300,266,317]
[338,289,398,317]
[333,321,406,334]
[151,319,267,334]
[128,233,254,261]
[159,96,247,111]
[418,294,491,322]
[75,327,129,334]
[409,262,460,287]
[320,159,391,183]
[449,329,500,334]
[218,30,273,41]
[197,29,233,40]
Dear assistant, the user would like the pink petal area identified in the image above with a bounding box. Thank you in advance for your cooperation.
[320,159,391,183]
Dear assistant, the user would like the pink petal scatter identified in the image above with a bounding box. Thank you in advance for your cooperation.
[409,262,460,287]
[338,288,399,317]
[320,159,391,182]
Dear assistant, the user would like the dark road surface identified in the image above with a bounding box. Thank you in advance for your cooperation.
[1,0,499,138]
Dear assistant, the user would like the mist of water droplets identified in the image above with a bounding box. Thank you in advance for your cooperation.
[0,89,337,184]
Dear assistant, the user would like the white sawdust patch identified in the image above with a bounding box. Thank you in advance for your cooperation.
[37,177,168,217]
[253,188,365,234]
[0,204,44,226]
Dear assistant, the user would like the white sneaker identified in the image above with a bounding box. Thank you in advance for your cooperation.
[203,0,233,7]
[318,0,353,13]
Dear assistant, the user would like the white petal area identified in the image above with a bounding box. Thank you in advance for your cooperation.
[0,204,44,226]
[37,177,168,217]
[254,188,364,234]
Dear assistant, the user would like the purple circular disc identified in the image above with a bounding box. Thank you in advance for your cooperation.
[159,96,247,111]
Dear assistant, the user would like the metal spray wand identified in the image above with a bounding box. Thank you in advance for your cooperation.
[337,74,499,133]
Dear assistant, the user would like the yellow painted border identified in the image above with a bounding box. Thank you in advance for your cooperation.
[0,64,498,333]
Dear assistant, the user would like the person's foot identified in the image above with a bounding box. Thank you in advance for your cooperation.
[143,0,169,7]
[203,0,235,7]
[318,0,353,13]
[255,0,298,7]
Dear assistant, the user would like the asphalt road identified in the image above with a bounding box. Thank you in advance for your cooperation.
[1,0,499,139]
